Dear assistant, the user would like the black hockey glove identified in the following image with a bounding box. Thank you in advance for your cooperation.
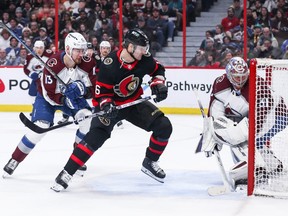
[149,76,168,103]
[63,81,86,100]
[100,98,118,119]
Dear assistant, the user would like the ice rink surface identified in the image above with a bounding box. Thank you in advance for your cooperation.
[0,112,287,216]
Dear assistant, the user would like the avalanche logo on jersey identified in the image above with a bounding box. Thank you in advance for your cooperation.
[114,75,140,97]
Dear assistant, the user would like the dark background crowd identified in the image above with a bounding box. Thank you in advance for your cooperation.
[188,0,288,67]
[0,0,287,67]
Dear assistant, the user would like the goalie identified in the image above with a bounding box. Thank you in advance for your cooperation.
[198,57,288,188]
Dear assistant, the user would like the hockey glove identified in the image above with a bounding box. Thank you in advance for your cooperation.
[64,97,89,110]
[63,81,86,100]
[149,76,168,103]
[29,72,40,81]
[100,98,118,119]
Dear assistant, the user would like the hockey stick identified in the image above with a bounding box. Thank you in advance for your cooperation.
[193,89,234,196]
[0,21,67,88]
[19,95,156,133]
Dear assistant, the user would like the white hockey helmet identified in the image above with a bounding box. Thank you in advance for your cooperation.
[226,56,249,89]
[100,40,111,49]
[34,40,45,48]
[65,32,87,57]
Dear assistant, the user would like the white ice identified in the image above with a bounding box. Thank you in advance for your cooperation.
[0,112,287,216]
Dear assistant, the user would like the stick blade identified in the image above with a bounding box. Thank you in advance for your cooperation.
[207,185,231,196]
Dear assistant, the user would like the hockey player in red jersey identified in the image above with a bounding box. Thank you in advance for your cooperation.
[3,33,97,177]
[198,56,287,188]
[24,40,53,100]
[51,28,173,192]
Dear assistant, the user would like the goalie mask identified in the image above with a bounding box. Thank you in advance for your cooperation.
[65,32,87,63]
[226,57,249,89]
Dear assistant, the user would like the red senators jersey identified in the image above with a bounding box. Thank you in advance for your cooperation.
[39,51,97,106]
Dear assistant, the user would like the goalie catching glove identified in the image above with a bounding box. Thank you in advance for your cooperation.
[100,98,118,119]
[62,81,86,100]
[149,76,168,103]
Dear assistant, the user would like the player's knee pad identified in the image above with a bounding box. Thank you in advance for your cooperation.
[83,128,110,151]
[150,115,172,139]
[25,120,50,144]
[75,108,92,134]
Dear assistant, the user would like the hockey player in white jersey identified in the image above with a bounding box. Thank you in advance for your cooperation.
[198,56,287,188]
[3,33,97,177]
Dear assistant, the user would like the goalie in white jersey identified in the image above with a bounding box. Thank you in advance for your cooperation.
[198,57,288,188]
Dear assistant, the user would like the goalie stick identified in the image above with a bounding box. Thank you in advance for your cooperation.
[0,21,67,88]
[19,95,156,134]
[193,89,235,196]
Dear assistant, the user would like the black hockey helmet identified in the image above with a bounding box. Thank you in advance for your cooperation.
[123,28,149,48]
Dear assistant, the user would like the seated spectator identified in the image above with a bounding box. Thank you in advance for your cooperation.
[147,8,170,47]
[0,48,13,66]
[9,18,23,38]
[219,49,234,67]
[142,0,154,18]
[262,0,277,13]
[270,9,288,46]
[160,0,178,36]
[93,9,112,31]
[272,0,288,17]
[72,0,91,19]
[15,7,29,27]
[74,9,94,31]
[230,0,243,19]
[187,50,207,67]
[247,8,257,27]
[79,23,96,42]
[256,38,281,58]
[132,0,146,10]
[63,0,79,13]
[14,47,27,66]
[32,27,53,49]
[108,37,119,52]
[256,6,271,28]
[257,27,279,48]
[29,21,40,38]
[213,24,226,50]
[0,29,11,50]
[95,19,114,42]
[221,7,240,33]
[21,27,33,41]
[250,23,263,48]
[0,11,10,27]
[205,53,221,68]
[42,17,55,40]
[123,1,137,28]
[5,37,20,65]
[199,30,214,51]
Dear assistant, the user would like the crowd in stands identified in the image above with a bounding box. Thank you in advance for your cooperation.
[0,0,200,66]
[188,0,288,67]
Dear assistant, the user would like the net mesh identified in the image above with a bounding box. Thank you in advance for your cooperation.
[253,59,288,198]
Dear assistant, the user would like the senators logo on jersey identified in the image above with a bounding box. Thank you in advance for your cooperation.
[114,75,140,97]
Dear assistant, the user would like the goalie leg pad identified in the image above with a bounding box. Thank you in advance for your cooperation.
[229,160,248,186]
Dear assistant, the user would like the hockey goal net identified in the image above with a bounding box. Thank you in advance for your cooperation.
[248,58,288,198]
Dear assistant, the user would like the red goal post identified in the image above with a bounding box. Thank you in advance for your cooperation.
[248,58,288,198]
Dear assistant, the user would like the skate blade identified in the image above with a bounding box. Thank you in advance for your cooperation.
[141,167,164,183]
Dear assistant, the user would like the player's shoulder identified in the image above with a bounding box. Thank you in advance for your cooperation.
[44,49,54,57]
[213,74,231,91]
[46,51,65,72]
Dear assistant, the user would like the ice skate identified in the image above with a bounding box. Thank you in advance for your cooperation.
[3,158,19,178]
[141,157,165,183]
[50,170,72,192]
[75,164,87,177]
[57,115,69,125]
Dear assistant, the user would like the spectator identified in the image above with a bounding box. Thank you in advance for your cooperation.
[188,50,207,66]
[63,0,79,12]
[22,1,33,19]
[79,23,95,42]
[29,21,40,39]
[95,19,114,42]
[257,27,279,48]
[252,0,263,17]
[205,53,221,68]
[9,18,23,38]
[14,47,27,66]
[132,0,146,10]
[160,0,178,35]
[219,50,234,67]
[100,0,112,14]
[142,0,154,18]
[0,11,10,27]
[5,37,20,65]
[231,0,243,19]
[0,48,12,66]
[74,9,94,31]
[93,9,111,31]
[15,7,29,27]
[270,9,288,46]
[0,29,11,49]
[147,8,170,47]
[123,1,137,28]
[282,44,288,59]
[42,17,55,40]
[272,0,288,17]
[32,27,53,49]
[257,6,271,28]
[262,0,277,13]
[72,0,91,19]
[21,27,33,42]
[108,36,119,52]
[199,30,214,51]
[250,23,263,48]
[256,38,281,58]
[213,24,226,50]
[247,8,257,27]
[221,7,240,33]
